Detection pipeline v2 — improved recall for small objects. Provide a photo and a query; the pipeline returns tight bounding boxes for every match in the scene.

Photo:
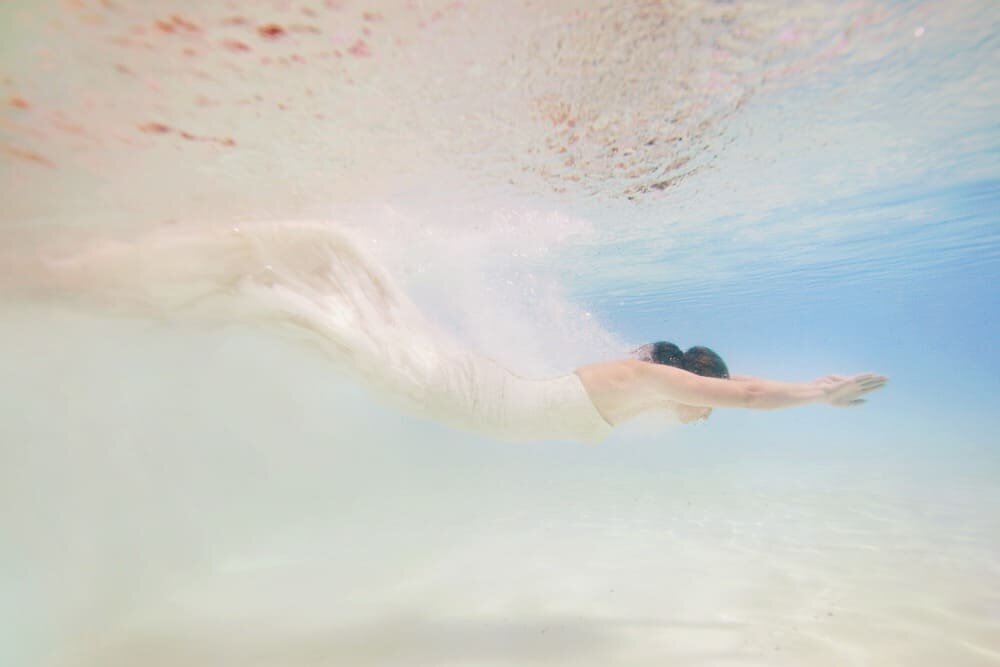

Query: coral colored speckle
[221,16,248,26]
[222,39,251,51]
[171,15,201,32]
[348,39,371,57]
[155,19,176,33]
[52,118,86,135]
[4,146,56,168]
[10,97,30,109]
[362,11,383,21]
[139,122,172,134]
[258,24,286,38]
[182,47,198,57]
[179,131,237,147]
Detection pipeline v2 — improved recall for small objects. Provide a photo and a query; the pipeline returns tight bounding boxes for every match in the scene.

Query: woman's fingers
[829,374,888,405]
[855,374,888,390]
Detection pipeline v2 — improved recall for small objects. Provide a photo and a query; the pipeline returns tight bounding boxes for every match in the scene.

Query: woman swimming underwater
[425,340,885,443]
[6,221,887,443]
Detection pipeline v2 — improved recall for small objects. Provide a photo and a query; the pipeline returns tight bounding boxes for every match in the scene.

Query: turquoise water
[1,0,999,665]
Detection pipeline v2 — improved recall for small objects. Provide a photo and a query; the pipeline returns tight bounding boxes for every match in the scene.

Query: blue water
[2,0,999,665]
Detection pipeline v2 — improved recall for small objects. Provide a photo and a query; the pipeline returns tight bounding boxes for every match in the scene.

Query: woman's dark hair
[682,345,729,379]
[635,341,729,379]
[634,341,683,367]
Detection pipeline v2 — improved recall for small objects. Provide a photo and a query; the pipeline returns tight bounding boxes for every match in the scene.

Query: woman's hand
[814,373,889,406]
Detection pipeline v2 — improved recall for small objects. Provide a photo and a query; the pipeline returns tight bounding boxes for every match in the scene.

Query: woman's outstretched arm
[644,364,888,409]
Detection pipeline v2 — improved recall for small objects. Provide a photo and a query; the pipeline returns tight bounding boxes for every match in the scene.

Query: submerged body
[5,221,887,443]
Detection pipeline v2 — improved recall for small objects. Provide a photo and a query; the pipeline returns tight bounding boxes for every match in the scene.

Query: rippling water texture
[1,1,998,666]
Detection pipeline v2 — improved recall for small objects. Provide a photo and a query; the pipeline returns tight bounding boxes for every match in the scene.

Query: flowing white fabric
[16,221,611,443]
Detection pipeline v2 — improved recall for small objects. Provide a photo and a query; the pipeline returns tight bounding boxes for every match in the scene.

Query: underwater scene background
[1,0,998,665]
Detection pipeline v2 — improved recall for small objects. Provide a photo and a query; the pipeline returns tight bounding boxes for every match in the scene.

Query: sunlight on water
[1,0,998,665]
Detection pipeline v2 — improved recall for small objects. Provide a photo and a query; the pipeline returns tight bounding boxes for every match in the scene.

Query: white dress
[28,221,615,443]
[425,353,614,443]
